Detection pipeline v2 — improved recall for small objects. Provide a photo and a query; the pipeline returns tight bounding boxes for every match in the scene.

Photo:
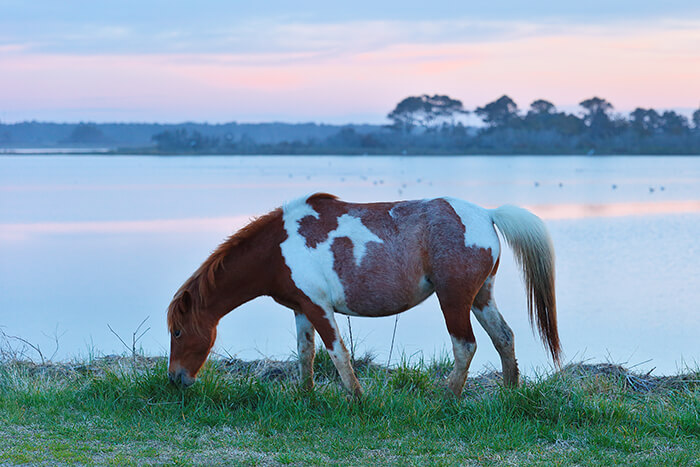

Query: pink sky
[1,20,699,123]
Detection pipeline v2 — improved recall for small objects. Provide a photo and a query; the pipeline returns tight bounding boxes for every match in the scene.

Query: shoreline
[3,353,698,394]
[3,149,700,157]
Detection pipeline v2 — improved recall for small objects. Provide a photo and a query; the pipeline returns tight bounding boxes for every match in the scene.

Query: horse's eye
[173,330,182,339]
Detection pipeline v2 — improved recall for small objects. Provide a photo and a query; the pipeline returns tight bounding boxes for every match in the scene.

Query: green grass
[0,353,698,466]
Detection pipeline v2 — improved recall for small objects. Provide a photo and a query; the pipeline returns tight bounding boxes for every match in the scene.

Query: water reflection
[1,216,249,240]
[529,200,700,220]
[3,200,699,239]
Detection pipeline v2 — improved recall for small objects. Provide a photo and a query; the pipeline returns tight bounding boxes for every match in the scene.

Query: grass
[0,351,698,466]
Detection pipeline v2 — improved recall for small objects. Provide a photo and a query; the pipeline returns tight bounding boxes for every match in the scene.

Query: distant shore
[3,117,700,155]
[3,148,700,157]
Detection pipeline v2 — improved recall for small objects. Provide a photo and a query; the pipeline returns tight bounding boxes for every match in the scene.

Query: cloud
[7,17,517,55]
[2,3,700,56]
[1,9,699,122]
[0,43,32,53]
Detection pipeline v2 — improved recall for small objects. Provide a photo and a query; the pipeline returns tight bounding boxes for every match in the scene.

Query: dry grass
[5,354,697,395]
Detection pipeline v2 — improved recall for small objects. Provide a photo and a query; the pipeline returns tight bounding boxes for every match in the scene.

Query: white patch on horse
[446,335,477,395]
[450,335,477,368]
[444,197,500,262]
[280,195,383,315]
[333,214,383,265]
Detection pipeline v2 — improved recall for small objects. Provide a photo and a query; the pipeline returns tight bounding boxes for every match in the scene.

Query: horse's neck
[209,232,280,320]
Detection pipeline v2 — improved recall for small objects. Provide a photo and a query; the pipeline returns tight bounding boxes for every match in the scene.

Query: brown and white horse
[167,193,560,397]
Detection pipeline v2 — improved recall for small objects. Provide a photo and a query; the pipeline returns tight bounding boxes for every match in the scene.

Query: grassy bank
[0,352,698,466]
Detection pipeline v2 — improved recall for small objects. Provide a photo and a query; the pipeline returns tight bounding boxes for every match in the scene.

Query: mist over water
[1,155,698,375]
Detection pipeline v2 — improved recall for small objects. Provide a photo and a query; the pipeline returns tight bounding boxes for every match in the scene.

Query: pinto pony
[167,193,560,396]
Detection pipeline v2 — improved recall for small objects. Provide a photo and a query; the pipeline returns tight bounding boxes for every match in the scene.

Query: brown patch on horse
[298,194,347,248]
[167,208,283,334]
[351,202,401,239]
[325,201,429,316]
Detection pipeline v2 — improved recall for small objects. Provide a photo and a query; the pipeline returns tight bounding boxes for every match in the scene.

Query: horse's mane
[167,207,283,333]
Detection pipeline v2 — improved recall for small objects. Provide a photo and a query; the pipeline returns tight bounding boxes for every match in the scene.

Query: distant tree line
[380,94,700,154]
[0,121,379,150]
[145,95,700,155]
[2,95,699,154]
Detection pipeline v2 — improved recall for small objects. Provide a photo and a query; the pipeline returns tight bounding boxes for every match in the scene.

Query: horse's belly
[335,274,435,318]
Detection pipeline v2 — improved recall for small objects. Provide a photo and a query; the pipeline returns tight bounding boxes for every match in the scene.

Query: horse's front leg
[298,300,363,398]
[294,311,316,390]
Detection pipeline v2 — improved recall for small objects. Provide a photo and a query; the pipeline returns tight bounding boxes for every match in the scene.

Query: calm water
[1,155,699,375]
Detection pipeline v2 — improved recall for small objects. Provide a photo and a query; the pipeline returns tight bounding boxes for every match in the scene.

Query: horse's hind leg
[472,275,519,386]
[294,312,316,390]
[434,284,478,397]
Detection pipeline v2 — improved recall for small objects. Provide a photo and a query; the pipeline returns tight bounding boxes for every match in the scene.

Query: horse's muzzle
[168,368,195,388]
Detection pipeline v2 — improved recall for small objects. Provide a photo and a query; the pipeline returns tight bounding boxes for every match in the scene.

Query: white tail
[490,205,560,364]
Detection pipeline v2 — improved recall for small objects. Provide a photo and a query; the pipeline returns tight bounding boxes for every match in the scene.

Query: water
[1,155,699,375]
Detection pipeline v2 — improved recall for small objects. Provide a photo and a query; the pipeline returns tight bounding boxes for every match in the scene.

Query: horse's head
[167,289,217,387]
